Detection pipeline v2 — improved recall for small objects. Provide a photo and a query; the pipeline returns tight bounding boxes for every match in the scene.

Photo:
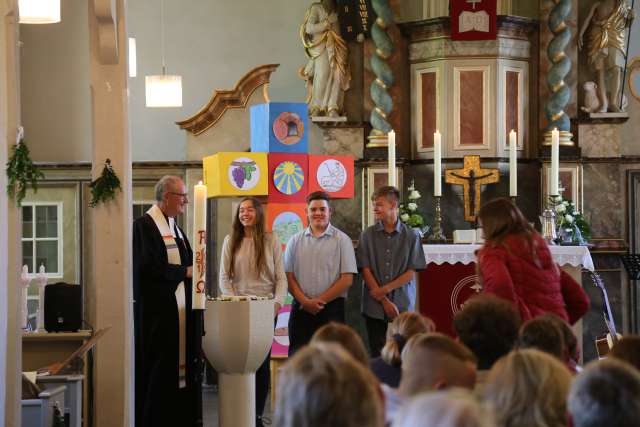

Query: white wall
[127,0,310,161]
[20,0,90,162]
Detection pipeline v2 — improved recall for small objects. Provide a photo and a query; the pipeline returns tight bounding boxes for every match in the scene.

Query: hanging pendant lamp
[19,0,61,24]
[145,0,182,107]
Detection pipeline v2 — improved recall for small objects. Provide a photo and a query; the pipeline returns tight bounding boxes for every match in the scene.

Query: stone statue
[581,81,628,113]
[300,0,351,118]
[578,0,634,112]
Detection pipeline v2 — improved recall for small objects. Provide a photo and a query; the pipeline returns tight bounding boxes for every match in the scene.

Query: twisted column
[544,0,573,145]
[368,0,395,145]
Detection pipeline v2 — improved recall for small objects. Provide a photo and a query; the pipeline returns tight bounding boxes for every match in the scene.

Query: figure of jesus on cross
[445,155,499,223]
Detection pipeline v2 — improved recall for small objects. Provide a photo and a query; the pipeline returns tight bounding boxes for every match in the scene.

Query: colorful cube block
[266,203,308,251]
[202,152,268,197]
[268,153,309,203]
[250,102,309,154]
[308,155,354,199]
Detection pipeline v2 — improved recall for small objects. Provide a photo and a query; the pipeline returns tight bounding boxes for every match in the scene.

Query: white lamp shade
[19,0,60,24]
[145,75,182,107]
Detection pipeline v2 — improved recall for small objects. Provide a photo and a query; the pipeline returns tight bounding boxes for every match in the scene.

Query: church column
[88,0,133,425]
[0,1,23,425]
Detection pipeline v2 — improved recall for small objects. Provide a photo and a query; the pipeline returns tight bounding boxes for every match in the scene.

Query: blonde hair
[394,389,494,427]
[381,312,435,366]
[274,342,383,427]
[483,349,572,427]
[311,322,369,366]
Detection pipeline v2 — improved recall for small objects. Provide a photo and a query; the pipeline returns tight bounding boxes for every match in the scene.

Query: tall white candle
[550,128,559,196]
[20,265,31,330]
[388,130,396,187]
[35,264,47,331]
[192,181,207,310]
[434,130,442,197]
[509,130,517,197]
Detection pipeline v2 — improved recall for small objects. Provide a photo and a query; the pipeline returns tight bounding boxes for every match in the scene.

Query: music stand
[621,254,640,332]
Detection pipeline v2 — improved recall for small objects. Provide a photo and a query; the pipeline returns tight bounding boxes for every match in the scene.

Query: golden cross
[445,155,499,222]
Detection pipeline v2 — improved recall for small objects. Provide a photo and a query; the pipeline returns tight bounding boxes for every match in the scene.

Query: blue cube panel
[250,102,308,154]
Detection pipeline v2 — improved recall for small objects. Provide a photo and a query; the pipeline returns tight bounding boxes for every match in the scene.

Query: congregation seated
[370,312,435,388]
[274,342,383,427]
[517,316,565,361]
[568,358,640,427]
[482,349,572,427]
[310,322,369,366]
[453,294,520,393]
[537,313,581,372]
[384,333,477,424]
[393,389,493,427]
[609,335,640,371]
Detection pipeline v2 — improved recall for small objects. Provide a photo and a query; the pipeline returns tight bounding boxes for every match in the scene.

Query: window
[133,201,154,221]
[21,203,63,277]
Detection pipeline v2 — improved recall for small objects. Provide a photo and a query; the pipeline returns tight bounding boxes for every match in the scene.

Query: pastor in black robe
[133,212,202,427]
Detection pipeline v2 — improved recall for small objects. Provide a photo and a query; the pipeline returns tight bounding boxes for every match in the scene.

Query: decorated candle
[192,181,207,310]
[434,130,442,197]
[388,130,396,187]
[550,128,559,196]
[509,130,517,197]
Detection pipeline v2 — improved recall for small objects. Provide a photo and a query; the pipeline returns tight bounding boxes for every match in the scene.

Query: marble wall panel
[459,71,485,146]
[578,124,621,157]
[409,37,531,62]
[308,125,365,158]
[582,163,624,238]
[421,72,437,149]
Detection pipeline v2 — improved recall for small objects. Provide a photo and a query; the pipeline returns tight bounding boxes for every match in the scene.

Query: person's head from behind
[228,197,267,279]
[610,335,640,371]
[274,342,383,427]
[538,313,579,364]
[311,322,369,366]
[453,294,521,370]
[399,333,477,397]
[371,186,400,223]
[483,349,572,427]
[306,191,331,231]
[381,312,435,367]
[568,358,640,427]
[477,197,533,245]
[155,175,188,217]
[394,389,494,427]
[517,316,565,361]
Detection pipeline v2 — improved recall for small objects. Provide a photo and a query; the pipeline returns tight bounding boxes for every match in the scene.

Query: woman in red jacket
[476,198,589,324]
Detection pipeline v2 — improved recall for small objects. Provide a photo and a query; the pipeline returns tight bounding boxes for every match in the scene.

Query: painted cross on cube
[467,0,482,9]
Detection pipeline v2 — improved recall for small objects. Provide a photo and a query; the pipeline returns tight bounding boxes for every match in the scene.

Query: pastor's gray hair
[154,175,182,203]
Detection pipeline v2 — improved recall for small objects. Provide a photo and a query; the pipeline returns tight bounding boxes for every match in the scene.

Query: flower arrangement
[550,195,591,244]
[399,180,426,230]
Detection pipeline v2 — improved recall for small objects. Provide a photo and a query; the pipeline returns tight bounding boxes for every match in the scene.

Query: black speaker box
[44,282,82,332]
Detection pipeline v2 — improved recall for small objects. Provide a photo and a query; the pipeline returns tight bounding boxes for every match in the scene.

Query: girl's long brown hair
[478,197,536,254]
[227,197,267,279]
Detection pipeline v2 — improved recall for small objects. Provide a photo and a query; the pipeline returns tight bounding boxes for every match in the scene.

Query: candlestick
[434,130,442,197]
[20,265,31,330]
[192,181,207,310]
[509,130,517,197]
[35,264,47,331]
[388,130,396,187]
[427,196,447,243]
[550,128,559,196]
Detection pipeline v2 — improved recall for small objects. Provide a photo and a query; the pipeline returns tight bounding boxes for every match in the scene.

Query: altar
[418,244,594,337]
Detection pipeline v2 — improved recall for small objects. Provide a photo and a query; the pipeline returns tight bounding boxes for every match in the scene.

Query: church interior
[1,0,640,426]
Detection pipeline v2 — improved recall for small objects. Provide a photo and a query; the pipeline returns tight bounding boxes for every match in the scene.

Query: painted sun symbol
[274,161,304,195]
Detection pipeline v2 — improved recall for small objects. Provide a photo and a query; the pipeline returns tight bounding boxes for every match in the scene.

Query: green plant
[399,180,425,228]
[6,139,44,207]
[550,195,591,243]
[89,159,122,208]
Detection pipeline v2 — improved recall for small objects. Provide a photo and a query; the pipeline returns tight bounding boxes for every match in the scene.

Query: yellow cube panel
[202,152,268,197]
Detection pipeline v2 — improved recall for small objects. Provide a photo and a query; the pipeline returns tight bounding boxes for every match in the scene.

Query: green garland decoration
[6,139,44,207]
[89,158,122,208]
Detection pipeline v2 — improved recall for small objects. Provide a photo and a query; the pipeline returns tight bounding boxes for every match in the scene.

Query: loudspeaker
[44,283,82,332]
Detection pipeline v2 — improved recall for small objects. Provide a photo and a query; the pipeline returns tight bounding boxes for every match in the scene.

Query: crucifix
[467,0,482,10]
[445,155,499,223]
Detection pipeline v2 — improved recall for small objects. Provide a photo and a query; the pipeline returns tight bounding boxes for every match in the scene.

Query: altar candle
[20,265,30,330]
[388,130,396,187]
[35,264,47,331]
[509,130,517,197]
[434,130,442,197]
[550,128,559,196]
[192,181,207,310]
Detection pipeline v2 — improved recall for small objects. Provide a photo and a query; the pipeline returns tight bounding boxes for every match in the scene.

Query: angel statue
[579,0,634,112]
[300,0,351,118]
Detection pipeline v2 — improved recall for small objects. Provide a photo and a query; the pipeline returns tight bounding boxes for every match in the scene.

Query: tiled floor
[202,386,273,426]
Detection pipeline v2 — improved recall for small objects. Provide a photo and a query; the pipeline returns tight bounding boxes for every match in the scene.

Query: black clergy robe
[133,213,202,427]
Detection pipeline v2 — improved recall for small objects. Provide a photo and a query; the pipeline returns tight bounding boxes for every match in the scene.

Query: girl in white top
[218,196,286,427]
